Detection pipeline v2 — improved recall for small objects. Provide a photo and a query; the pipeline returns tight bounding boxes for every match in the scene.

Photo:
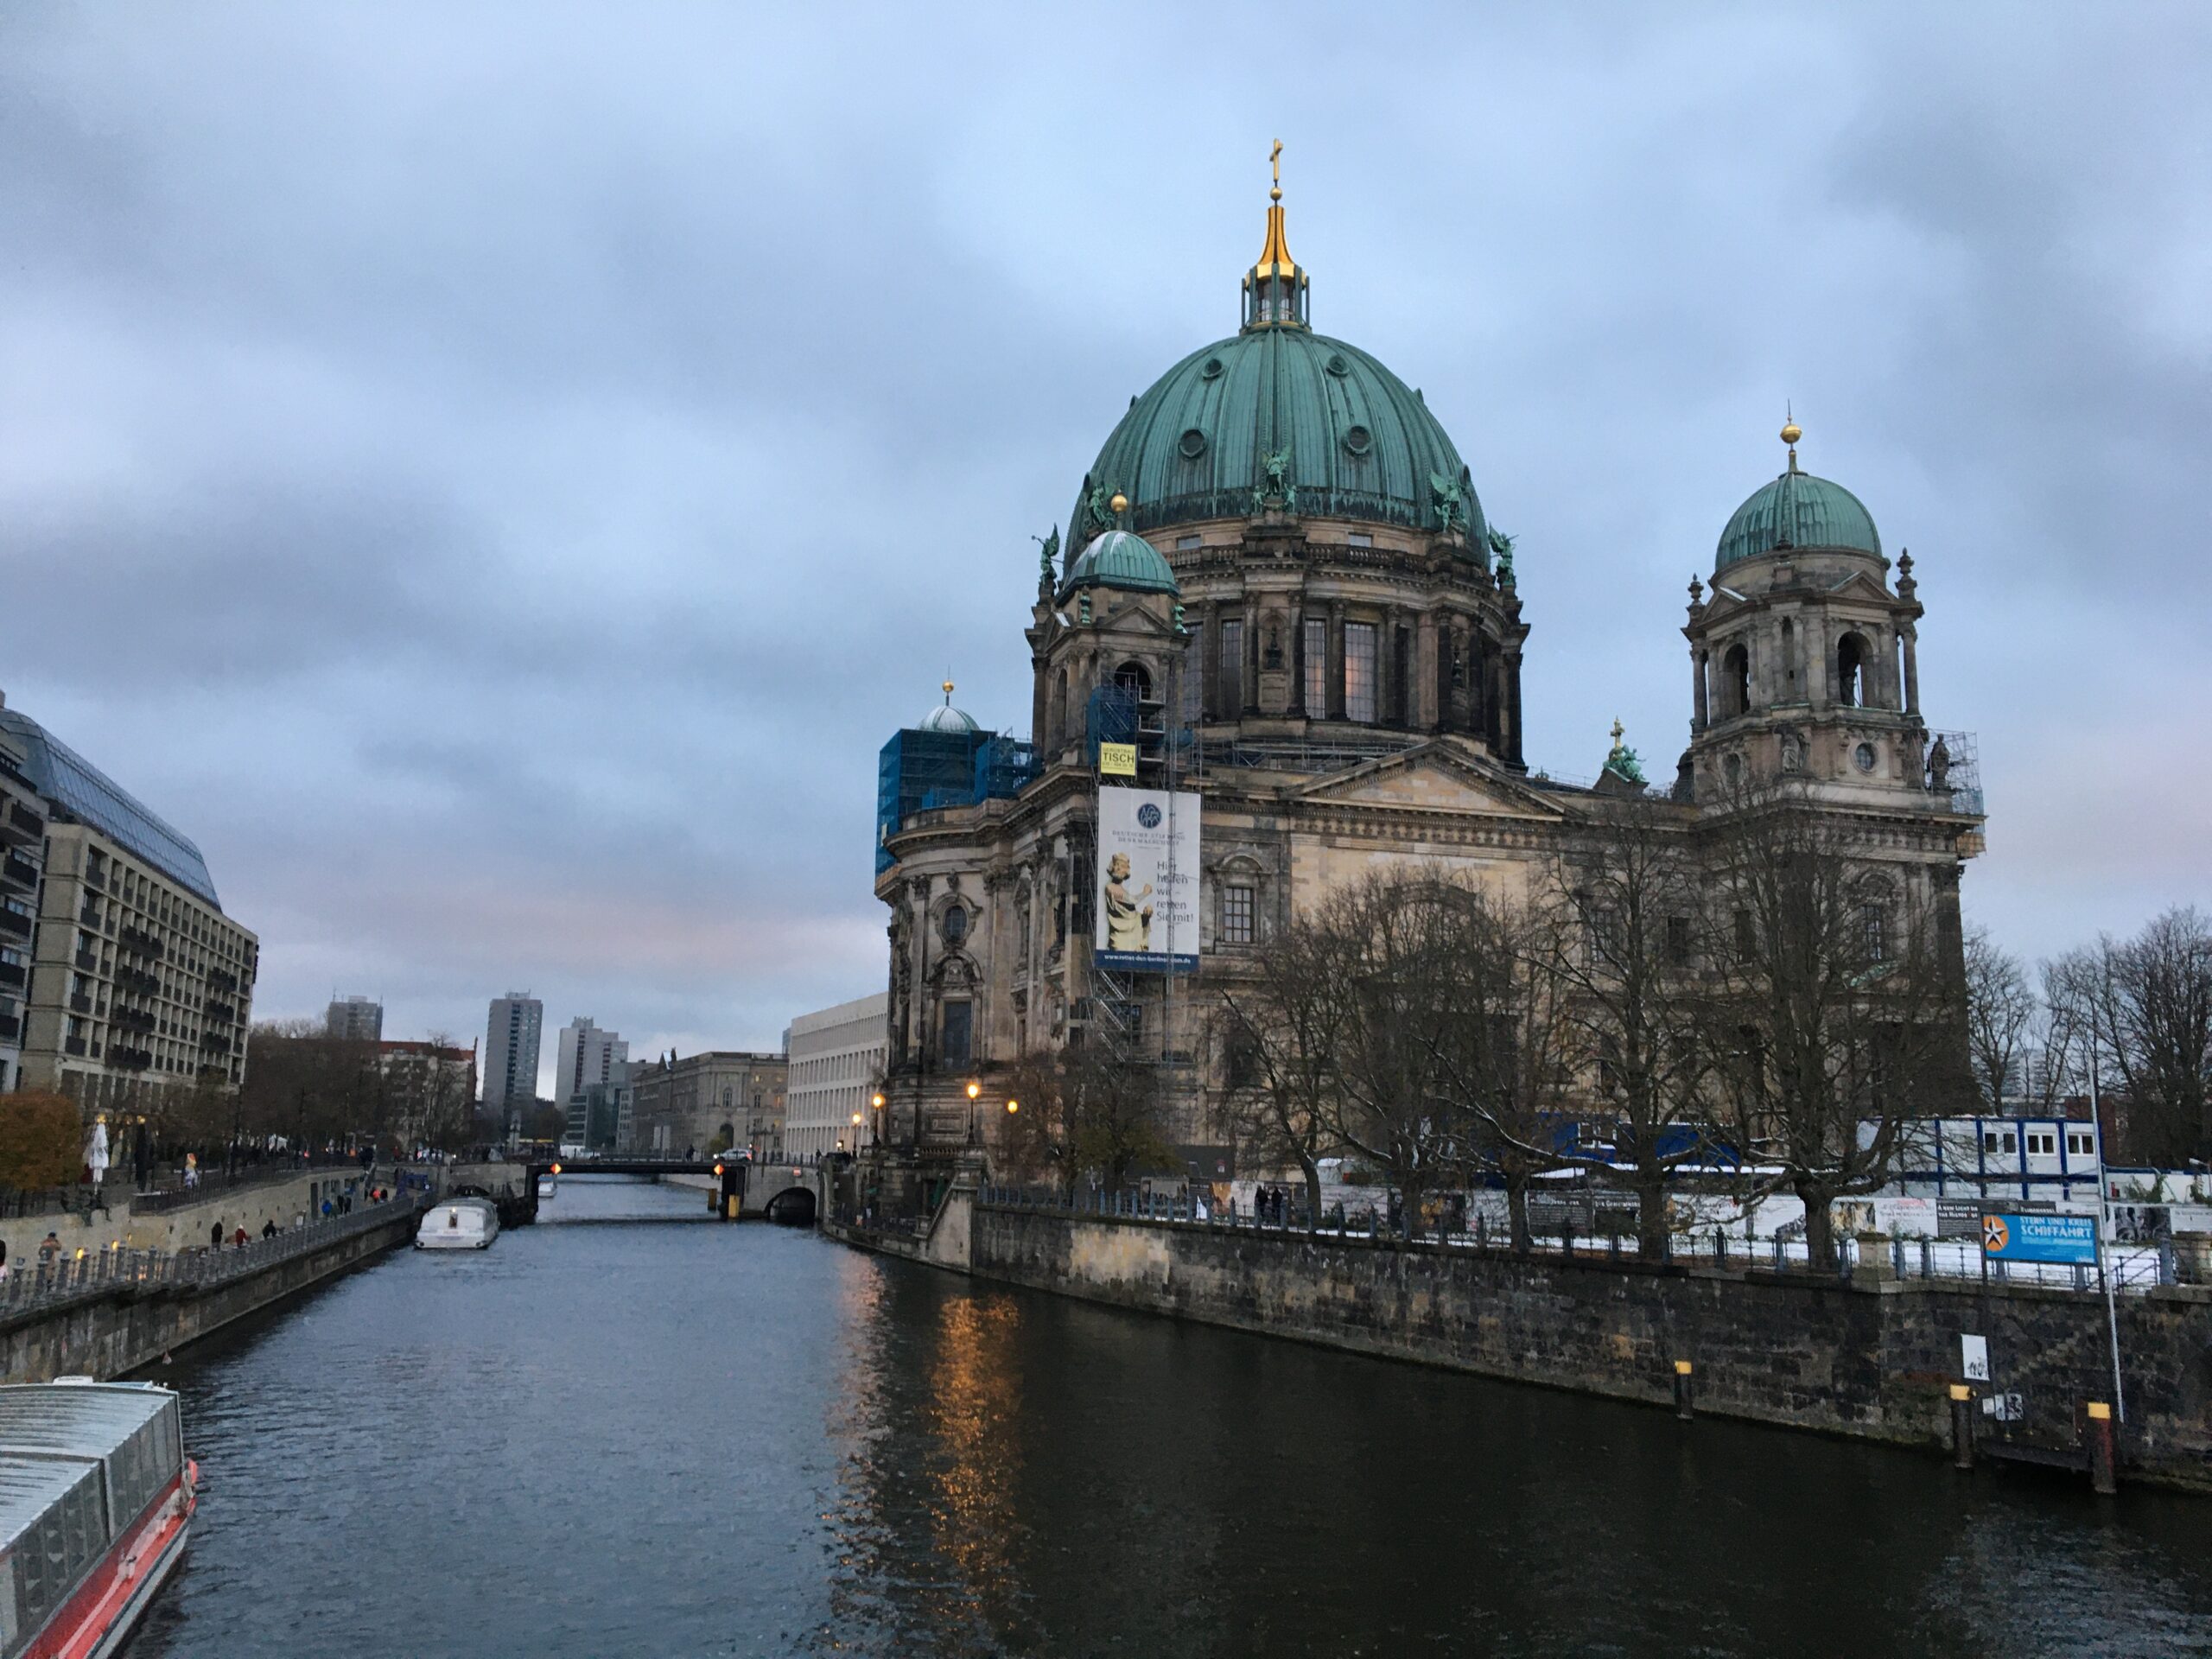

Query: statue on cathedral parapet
[1084,484,1117,538]
[1601,718,1648,787]
[1034,524,1060,585]
[1427,469,1465,536]
[1488,525,1516,583]
[1926,733,1951,792]
[1254,450,1296,515]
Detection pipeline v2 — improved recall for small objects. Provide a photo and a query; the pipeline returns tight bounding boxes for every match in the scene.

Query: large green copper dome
[1716,441,1881,569]
[1074,327,1485,546]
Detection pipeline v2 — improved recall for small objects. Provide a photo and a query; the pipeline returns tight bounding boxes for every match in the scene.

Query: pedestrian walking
[232,1225,248,1248]
[321,1198,334,1219]
[209,1221,223,1250]
[261,1218,277,1239]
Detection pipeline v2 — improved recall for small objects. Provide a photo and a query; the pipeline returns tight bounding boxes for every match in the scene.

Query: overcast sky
[2,3,2206,1091]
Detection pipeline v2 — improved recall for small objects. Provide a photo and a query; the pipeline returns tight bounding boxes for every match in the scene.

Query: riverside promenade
[0,1187,430,1382]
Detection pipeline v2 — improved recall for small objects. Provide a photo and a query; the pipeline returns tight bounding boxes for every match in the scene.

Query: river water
[131,1176,2212,1658]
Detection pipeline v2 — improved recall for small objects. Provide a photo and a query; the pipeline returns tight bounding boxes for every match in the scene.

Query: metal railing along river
[977,1185,2183,1295]
[0,1192,430,1322]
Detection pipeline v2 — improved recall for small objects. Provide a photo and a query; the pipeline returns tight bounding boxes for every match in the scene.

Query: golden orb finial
[942,677,955,702]
[1780,404,1802,472]
[1780,419,1802,447]
[1109,490,1128,515]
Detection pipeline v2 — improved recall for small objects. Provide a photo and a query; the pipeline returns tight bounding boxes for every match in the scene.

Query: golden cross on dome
[1610,718,1625,747]
[1270,138,1283,201]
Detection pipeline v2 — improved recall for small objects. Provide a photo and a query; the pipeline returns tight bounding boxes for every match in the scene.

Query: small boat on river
[0,1379,195,1658]
[416,1196,499,1250]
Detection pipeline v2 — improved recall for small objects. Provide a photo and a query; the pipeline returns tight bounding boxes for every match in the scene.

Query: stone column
[1503,649,1525,766]
[1692,646,1709,733]
[1287,596,1306,715]
[1902,628,1921,716]
[1416,610,1440,731]
[1201,601,1220,721]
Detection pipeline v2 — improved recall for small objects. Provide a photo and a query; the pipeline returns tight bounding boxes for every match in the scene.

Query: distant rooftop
[0,708,224,909]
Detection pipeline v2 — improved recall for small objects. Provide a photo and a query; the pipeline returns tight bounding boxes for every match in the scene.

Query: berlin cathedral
[870,156,1985,1171]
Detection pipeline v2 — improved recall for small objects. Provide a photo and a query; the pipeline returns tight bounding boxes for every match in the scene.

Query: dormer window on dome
[1242,140,1308,332]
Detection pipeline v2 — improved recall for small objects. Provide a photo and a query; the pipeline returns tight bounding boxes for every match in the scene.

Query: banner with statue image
[1095,786,1200,975]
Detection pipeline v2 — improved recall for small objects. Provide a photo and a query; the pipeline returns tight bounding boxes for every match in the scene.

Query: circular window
[1325,353,1350,377]
[1200,356,1224,380]
[1343,424,1373,457]
[1854,741,1878,773]
[941,907,968,945]
[1178,427,1207,460]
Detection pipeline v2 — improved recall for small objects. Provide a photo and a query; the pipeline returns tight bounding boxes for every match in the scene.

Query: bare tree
[1964,926,2038,1108]
[1302,872,1465,1236]
[2062,906,2212,1164]
[1420,892,1577,1253]
[1210,910,1351,1226]
[1702,798,1965,1270]
[995,1046,1177,1197]
[1533,806,1715,1257]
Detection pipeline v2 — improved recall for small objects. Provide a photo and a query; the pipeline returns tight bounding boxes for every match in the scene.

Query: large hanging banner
[1095,786,1201,975]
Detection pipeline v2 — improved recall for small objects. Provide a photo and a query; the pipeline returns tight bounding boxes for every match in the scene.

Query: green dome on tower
[1059,529,1179,601]
[1715,420,1881,569]
[1071,156,1485,550]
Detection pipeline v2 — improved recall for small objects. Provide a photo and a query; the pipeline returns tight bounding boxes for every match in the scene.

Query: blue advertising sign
[1980,1212,2099,1265]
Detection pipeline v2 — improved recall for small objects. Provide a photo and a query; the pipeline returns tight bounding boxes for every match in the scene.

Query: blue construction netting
[974,735,1039,802]
[876,727,991,874]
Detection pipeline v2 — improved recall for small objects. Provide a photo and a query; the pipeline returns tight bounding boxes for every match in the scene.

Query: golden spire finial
[942,676,955,703]
[1270,138,1283,202]
[1780,402,1802,471]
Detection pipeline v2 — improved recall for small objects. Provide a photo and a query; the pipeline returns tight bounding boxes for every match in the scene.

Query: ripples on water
[129,1176,2212,1657]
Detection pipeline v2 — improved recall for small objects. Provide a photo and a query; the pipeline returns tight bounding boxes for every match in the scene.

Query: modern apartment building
[0,702,257,1109]
[554,1016,628,1109]
[626,1050,785,1160]
[0,719,51,1094]
[326,995,384,1042]
[482,993,543,1122]
[785,992,888,1161]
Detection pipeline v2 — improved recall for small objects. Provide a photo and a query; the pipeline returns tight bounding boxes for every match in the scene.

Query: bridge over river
[449,1158,824,1224]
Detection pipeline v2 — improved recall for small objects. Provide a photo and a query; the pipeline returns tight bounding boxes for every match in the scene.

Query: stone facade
[626,1051,786,1160]
[956,1204,2212,1490]
[785,992,888,1162]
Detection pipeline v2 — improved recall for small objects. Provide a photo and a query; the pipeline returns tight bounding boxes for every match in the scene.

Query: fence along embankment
[0,1195,427,1382]
[944,1195,2212,1491]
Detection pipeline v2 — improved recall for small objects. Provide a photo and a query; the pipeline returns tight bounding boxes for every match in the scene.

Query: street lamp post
[966,1079,981,1146]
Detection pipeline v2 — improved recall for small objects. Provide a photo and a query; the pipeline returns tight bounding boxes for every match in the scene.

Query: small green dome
[1060,529,1179,601]
[1717,467,1881,569]
[1074,328,1485,547]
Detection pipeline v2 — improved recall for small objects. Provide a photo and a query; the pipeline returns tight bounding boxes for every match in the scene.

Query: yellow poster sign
[1098,742,1138,777]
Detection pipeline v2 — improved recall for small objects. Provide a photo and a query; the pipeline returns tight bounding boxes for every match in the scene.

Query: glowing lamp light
[1006,1099,1020,1114]
[550,1163,563,1176]
[871,1092,885,1109]
[713,1163,725,1177]
[966,1081,982,1101]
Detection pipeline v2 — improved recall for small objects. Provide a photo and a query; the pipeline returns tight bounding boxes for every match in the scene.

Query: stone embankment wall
[0,1167,379,1268]
[0,1202,421,1383]
[952,1205,2212,1491]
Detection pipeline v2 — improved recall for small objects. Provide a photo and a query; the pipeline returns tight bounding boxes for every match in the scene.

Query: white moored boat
[416,1196,499,1250]
[0,1380,195,1659]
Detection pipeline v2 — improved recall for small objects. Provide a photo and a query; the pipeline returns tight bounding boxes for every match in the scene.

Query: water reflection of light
[819,1267,1034,1655]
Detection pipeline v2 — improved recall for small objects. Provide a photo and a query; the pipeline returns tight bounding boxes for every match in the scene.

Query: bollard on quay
[2086,1402,2118,1496]
[1674,1358,1694,1421]
[1949,1384,1975,1471]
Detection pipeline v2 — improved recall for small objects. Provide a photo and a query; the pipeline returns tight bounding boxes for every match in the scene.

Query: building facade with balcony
[483,991,543,1128]
[0,711,50,1093]
[0,703,257,1111]
[785,991,889,1162]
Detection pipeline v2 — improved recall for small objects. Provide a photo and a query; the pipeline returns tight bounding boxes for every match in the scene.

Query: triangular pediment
[1291,741,1567,821]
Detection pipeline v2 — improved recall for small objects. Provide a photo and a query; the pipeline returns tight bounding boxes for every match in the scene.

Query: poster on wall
[1094,785,1201,975]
